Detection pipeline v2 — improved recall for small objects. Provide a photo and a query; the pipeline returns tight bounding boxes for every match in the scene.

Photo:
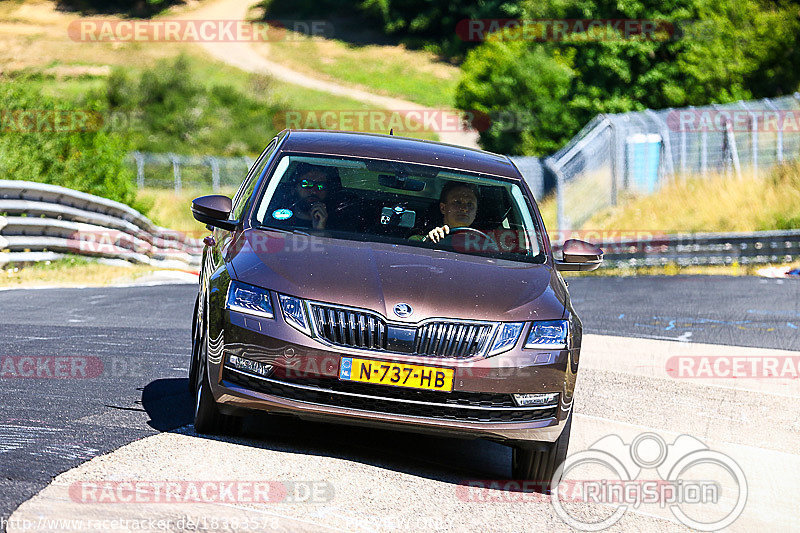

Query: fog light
[227,354,274,378]
[512,392,559,407]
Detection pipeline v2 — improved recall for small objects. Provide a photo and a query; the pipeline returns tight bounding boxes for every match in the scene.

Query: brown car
[189,130,602,487]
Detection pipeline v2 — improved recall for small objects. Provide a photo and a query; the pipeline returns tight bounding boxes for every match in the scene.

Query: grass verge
[136,187,236,234]
[585,164,800,233]
[0,256,165,288]
[253,33,459,109]
[538,162,800,235]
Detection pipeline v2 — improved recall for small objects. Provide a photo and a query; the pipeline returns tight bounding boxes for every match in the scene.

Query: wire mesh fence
[128,152,254,192]
[545,93,800,232]
[128,151,551,200]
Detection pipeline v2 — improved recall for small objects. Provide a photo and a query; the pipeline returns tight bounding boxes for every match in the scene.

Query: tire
[193,320,241,435]
[188,296,201,394]
[511,413,573,491]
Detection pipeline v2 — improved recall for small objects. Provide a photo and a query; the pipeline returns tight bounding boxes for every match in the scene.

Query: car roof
[278,130,522,180]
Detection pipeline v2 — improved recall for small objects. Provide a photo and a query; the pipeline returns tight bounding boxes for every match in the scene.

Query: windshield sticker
[272,209,293,220]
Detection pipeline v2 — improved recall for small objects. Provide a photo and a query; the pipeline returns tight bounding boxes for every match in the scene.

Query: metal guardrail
[582,229,800,268]
[3,181,796,271]
[0,181,202,268]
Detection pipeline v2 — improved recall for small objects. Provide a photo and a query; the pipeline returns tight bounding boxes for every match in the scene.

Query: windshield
[253,154,544,263]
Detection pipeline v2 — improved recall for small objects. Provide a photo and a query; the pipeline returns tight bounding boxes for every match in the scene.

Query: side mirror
[555,239,603,272]
[191,195,237,231]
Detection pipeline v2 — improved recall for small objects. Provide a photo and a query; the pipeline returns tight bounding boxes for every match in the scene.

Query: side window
[230,140,277,221]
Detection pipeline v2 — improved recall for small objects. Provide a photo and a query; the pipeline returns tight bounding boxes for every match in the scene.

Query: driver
[422,181,480,243]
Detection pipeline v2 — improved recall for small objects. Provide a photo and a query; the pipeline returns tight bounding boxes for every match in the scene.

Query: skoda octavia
[189,130,601,486]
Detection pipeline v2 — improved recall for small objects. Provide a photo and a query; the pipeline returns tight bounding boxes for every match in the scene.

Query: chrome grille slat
[328,309,338,342]
[367,317,375,349]
[336,310,347,344]
[357,315,366,347]
[462,326,478,355]
[376,319,384,348]
[454,324,468,355]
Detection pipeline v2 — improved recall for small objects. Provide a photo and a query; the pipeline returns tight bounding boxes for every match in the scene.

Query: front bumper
[207,309,577,444]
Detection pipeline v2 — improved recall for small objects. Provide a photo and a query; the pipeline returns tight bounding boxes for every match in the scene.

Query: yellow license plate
[339,357,454,391]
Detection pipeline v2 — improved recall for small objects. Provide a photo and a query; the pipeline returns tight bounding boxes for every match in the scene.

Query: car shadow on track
[141,378,514,488]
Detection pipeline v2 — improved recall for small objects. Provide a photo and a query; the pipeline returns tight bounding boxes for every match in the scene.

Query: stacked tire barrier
[0,180,202,269]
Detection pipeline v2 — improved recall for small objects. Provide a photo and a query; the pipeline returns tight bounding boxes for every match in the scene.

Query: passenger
[290,163,340,230]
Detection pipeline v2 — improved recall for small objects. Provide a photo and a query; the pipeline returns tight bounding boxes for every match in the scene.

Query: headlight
[279,294,310,334]
[226,280,274,319]
[487,322,524,356]
[525,320,568,349]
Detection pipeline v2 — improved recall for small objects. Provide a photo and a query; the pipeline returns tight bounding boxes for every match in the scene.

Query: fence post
[725,121,742,179]
[170,154,181,194]
[764,98,783,163]
[210,157,220,192]
[700,130,708,176]
[544,158,568,235]
[134,151,145,188]
[740,100,758,179]
[608,115,619,206]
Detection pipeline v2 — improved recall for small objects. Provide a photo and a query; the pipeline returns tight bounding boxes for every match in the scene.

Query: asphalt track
[0,276,798,530]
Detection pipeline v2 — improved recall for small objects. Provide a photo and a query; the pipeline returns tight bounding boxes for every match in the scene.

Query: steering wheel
[422,226,492,242]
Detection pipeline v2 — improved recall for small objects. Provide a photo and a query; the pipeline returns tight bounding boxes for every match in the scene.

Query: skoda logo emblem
[393,303,413,318]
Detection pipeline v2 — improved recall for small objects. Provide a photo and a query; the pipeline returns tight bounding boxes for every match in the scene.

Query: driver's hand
[310,202,328,229]
[427,225,450,243]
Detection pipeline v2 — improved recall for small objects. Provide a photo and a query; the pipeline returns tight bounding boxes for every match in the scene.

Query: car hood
[229,229,566,323]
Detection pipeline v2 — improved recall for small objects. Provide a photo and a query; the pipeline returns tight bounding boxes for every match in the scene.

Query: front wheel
[193,325,241,435]
[511,414,573,491]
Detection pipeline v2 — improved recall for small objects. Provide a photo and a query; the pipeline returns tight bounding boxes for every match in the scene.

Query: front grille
[310,304,388,349]
[414,322,493,358]
[223,369,556,423]
[309,302,494,359]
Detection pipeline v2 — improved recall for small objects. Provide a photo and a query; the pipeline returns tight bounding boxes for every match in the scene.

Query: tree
[455,0,800,154]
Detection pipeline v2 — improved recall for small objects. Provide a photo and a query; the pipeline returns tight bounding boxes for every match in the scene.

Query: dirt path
[179,0,480,149]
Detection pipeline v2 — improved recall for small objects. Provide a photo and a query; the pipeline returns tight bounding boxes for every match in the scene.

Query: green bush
[0,80,140,210]
[92,55,285,156]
